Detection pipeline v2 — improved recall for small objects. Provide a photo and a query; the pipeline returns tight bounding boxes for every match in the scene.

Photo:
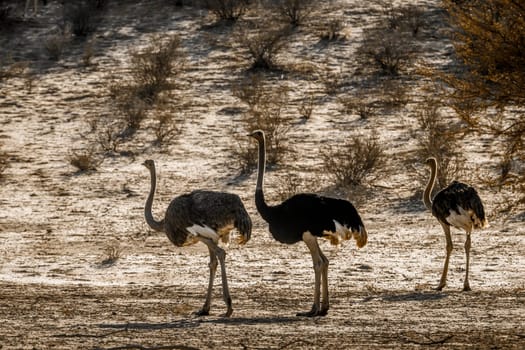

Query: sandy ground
[0,1,524,349]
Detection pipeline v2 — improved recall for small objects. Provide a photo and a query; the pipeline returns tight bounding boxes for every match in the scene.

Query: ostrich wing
[432,181,486,228]
[187,190,252,243]
[268,193,364,244]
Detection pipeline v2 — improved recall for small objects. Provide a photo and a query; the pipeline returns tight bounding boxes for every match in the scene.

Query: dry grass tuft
[44,28,71,61]
[99,244,121,267]
[322,135,385,188]
[68,147,102,173]
[0,60,28,85]
[317,17,347,42]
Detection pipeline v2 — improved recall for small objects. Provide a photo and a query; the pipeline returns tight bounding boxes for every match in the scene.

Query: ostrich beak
[248,130,262,139]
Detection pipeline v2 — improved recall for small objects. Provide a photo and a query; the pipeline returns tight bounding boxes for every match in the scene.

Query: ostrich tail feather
[353,225,368,248]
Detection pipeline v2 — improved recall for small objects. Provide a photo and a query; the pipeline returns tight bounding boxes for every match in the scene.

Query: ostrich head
[143,159,155,170]
[248,130,265,142]
[425,157,437,167]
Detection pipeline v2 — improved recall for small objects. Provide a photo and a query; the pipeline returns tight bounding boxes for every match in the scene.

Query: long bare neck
[256,135,266,191]
[423,159,437,211]
[255,134,271,218]
[145,165,165,232]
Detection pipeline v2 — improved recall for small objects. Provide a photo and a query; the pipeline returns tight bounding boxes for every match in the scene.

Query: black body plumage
[164,190,252,247]
[431,181,486,228]
[256,190,364,244]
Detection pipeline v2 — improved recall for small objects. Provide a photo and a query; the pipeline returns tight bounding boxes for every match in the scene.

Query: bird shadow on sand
[98,318,200,331]
[97,315,300,331]
[361,290,449,303]
[380,291,448,303]
[200,315,302,325]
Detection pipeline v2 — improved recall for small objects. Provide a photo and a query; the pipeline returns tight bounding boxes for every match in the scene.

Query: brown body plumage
[143,159,251,317]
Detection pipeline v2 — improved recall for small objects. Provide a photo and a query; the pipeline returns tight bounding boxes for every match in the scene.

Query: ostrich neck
[256,136,266,191]
[145,165,165,232]
[255,136,271,218]
[423,160,437,211]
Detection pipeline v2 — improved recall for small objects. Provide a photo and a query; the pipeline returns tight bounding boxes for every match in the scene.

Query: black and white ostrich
[248,130,367,317]
[423,157,488,291]
[142,159,252,317]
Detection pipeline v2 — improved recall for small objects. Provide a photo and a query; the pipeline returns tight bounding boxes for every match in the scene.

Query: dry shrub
[414,99,464,188]
[96,122,124,154]
[380,78,409,109]
[203,0,250,22]
[339,78,407,117]
[298,92,315,120]
[496,120,525,194]
[99,244,121,267]
[274,173,302,201]
[360,28,413,76]
[397,4,425,37]
[357,3,421,76]
[44,28,71,61]
[231,73,265,107]
[237,22,290,70]
[115,93,148,131]
[382,2,425,37]
[106,34,184,136]
[129,34,184,103]
[267,0,314,27]
[232,75,293,171]
[231,136,257,174]
[322,135,385,188]
[152,96,183,147]
[338,94,375,120]
[318,65,347,95]
[318,18,347,42]
[68,147,102,172]
[82,38,96,66]
[436,0,525,208]
[64,0,107,37]
[0,60,28,83]
[250,95,292,165]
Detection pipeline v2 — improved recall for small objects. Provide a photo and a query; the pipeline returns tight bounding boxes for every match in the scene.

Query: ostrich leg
[194,242,218,316]
[319,250,329,316]
[199,237,232,317]
[298,232,326,317]
[463,232,472,291]
[437,223,453,291]
[215,244,232,317]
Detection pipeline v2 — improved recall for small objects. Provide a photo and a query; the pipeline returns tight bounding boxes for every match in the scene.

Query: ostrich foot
[220,307,233,318]
[435,283,445,291]
[296,304,324,317]
[319,307,329,316]
[463,284,471,292]
[193,308,210,317]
